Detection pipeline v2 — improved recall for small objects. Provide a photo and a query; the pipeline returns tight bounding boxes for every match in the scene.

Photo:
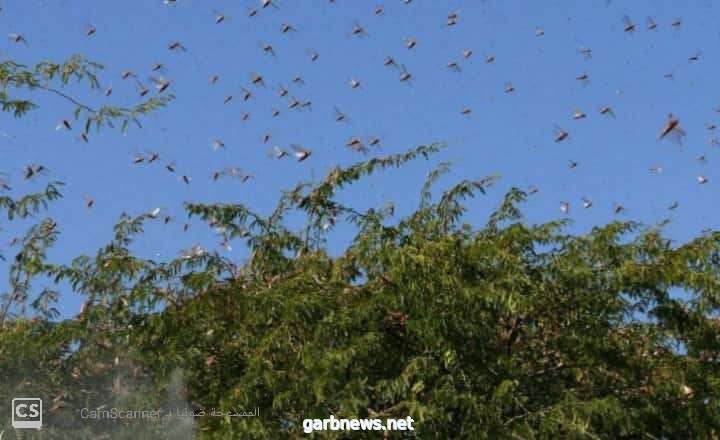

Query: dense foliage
[2,143,720,438]
[2,51,720,440]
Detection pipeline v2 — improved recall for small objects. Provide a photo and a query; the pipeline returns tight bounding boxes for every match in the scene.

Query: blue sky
[1,0,718,319]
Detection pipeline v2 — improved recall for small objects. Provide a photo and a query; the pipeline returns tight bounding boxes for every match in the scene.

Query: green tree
[0,52,172,438]
[1,55,172,132]
[2,142,720,438]
[0,51,174,322]
[2,49,720,440]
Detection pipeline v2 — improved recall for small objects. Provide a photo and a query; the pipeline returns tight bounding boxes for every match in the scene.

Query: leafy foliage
[0,55,173,133]
[1,146,720,438]
[1,41,720,439]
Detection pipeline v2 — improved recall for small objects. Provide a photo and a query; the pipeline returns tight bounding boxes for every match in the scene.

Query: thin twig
[35,84,97,113]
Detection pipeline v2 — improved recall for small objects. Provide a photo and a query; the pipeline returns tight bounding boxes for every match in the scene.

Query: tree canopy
[2,140,720,438]
[1,20,720,440]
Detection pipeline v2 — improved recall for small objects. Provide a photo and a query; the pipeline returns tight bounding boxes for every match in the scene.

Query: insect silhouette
[261,43,276,57]
[646,17,658,30]
[251,73,266,87]
[622,15,636,33]
[446,61,461,72]
[8,33,27,44]
[348,23,367,40]
[347,137,367,154]
[136,81,149,97]
[0,174,11,192]
[658,113,685,143]
[291,145,312,162]
[168,41,186,51]
[269,146,289,159]
[56,119,72,131]
[84,196,95,210]
[280,23,297,34]
[23,164,47,180]
[334,107,349,123]
[288,96,302,109]
[212,139,225,151]
[151,77,171,93]
[446,11,459,27]
[599,106,615,118]
[399,65,412,82]
[554,125,569,142]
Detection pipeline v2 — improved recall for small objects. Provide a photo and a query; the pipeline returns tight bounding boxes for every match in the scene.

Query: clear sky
[1,0,718,319]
